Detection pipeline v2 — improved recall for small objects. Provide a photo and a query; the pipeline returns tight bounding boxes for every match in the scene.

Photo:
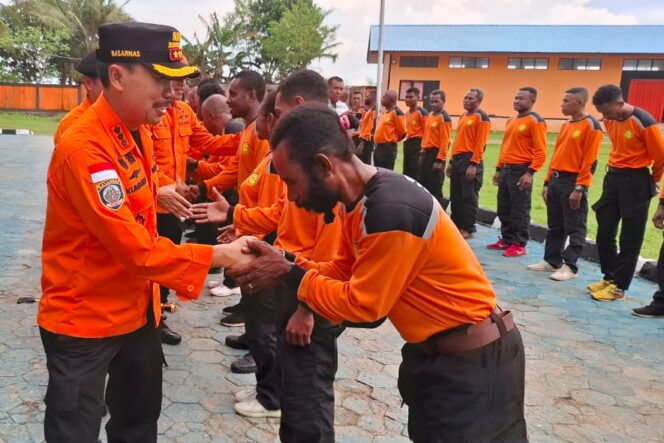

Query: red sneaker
[486,238,510,250]
[503,244,527,257]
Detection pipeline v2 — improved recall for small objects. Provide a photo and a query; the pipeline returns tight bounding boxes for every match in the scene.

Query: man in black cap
[38,22,249,443]
[54,51,103,144]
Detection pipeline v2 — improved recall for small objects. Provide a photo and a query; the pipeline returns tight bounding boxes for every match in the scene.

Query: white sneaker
[234,399,281,418]
[527,261,558,272]
[208,279,224,289]
[210,285,241,297]
[234,387,256,402]
[550,264,578,281]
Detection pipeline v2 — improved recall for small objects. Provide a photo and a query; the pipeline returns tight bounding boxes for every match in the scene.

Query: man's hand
[492,171,500,186]
[568,190,583,210]
[517,172,533,191]
[190,188,229,224]
[186,157,199,173]
[465,164,477,182]
[433,160,444,172]
[542,186,548,203]
[157,183,192,219]
[217,224,238,244]
[285,304,315,346]
[225,238,292,294]
[445,163,453,178]
[653,205,664,229]
[356,141,364,155]
[211,236,256,268]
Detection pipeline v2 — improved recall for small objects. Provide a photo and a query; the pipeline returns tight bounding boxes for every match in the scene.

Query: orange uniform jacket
[421,111,452,162]
[54,96,93,145]
[290,170,496,343]
[151,100,238,187]
[359,109,376,141]
[451,110,491,165]
[374,108,406,144]
[204,121,270,194]
[545,115,603,188]
[497,112,548,172]
[406,108,427,139]
[39,95,213,338]
[604,108,664,182]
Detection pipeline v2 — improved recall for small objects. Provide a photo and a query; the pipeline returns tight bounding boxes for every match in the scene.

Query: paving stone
[358,371,396,389]
[571,389,617,407]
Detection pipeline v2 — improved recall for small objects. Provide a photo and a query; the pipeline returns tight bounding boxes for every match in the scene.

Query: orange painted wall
[0,85,38,110]
[0,83,83,111]
[385,51,655,125]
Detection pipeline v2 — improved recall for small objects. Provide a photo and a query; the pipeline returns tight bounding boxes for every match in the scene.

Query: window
[448,56,489,69]
[508,58,549,70]
[559,58,602,71]
[623,59,664,71]
[399,56,439,68]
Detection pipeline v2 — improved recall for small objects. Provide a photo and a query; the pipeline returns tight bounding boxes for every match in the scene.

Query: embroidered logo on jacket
[97,179,124,210]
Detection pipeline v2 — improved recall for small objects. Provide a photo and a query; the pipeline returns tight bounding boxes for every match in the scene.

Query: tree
[262,0,339,80]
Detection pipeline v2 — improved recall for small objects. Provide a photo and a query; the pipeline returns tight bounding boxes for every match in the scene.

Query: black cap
[97,22,199,80]
[75,51,98,77]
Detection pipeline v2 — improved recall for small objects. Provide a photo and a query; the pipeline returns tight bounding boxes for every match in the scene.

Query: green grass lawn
[0,111,64,136]
[396,131,663,259]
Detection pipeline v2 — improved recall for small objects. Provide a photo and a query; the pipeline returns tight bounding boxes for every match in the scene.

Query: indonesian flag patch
[88,162,124,210]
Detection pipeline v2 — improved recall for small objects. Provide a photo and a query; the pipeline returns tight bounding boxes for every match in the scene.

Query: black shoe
[231,353,256,374]
[222,303,242,314]
[208,267,222,274]
[225,334,249,350]
[159,320,182,345]
[220,311,245,327]
[632,304,664,318]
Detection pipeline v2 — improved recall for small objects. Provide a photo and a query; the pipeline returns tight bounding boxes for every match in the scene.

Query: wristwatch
[574,185,586,192]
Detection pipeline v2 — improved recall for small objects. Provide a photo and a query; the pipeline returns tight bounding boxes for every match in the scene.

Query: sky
[118,0,664,84]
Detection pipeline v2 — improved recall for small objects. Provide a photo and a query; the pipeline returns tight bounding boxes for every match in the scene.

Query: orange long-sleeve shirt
[54,96,93,145]
[359,109,375,141]
[451,110,491,164]
[406,107,428,139]
[39,95,213,338]
[497,112,548,172]
[605,108,664,182]
[421,111,452,162]
[545,115,603,188]
[291,170,496,343]
[204,121,270,194]
[374,108,406,144]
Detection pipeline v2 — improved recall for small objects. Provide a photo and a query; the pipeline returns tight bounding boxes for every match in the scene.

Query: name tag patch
[97,179,125,211]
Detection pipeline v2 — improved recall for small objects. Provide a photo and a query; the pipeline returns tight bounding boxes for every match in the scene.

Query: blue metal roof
[367,25,664,56]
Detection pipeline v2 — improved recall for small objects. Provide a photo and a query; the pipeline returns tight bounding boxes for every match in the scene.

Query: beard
[297,170,339,223]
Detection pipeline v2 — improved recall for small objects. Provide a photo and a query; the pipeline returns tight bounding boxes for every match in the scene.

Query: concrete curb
[0,129,34,135]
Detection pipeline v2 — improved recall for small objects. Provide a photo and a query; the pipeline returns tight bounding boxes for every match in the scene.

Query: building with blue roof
[366,25,664,124]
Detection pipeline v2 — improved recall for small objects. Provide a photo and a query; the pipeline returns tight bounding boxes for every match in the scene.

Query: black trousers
[358,138,374,165]
[240,287,280,410]
[374,142,397,170]
[277,287,340,443]
[403,137,422,179]
[418,147,445,207]
[40,314,162,443]
[194,189,237,246]
[157,213,182,302]
[593,168,655,290]
[497,164,532,246]
[450,152,483,233]
[398,326,527,443]
[650,232,664,309]
[544,172,588,273]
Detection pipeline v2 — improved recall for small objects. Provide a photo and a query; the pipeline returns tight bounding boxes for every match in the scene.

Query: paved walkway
[0,136,663,442]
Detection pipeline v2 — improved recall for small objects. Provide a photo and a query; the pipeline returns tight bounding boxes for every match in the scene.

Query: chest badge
[241,142,250,154]
[624,130,634,140]
[247,172,260,186]
[572,129,582,139]
[518,124,527,132]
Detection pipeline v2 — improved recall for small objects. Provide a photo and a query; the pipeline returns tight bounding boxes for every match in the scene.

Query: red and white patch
[88,162,119,183]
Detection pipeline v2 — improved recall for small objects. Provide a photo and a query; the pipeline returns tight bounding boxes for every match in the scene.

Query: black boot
[159,316,182,345]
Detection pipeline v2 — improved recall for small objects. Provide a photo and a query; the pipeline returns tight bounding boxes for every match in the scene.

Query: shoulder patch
[96,179,125,211]
[632,108,657,129]
[88,162,119,183]
[529,112,545,123]
[478,110,491,122]
[394,107,405,116]
[418,107,429,116]
[586,115,602,131]
[442,111,452,123]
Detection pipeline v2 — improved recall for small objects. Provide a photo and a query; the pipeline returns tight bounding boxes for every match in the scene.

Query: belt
[501,163,530,170]
[550,170,577,178]
[606,166,649,174]
[419,310,515,356]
